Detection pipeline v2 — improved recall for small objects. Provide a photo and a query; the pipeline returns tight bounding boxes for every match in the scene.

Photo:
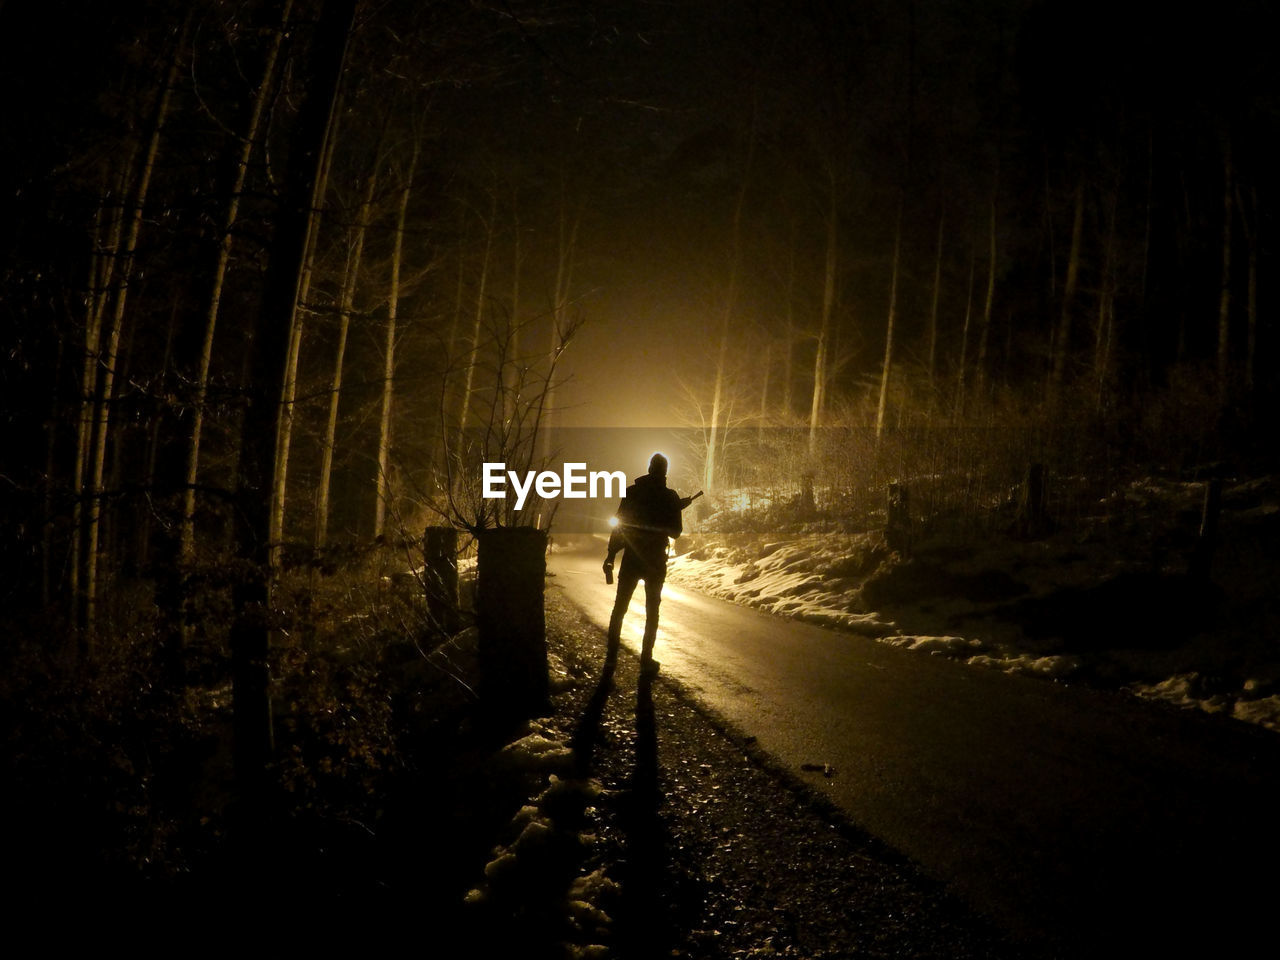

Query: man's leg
[639,571,665,667]
[606,568,640,664]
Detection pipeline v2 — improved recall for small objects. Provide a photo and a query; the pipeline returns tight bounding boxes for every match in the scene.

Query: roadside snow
[664,474,1280,736]
[465,716,616,956]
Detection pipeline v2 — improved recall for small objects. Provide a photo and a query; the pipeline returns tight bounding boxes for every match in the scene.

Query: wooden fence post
[1016,462,1047,538]
[886,481,912,555]
[1189,478,1222,581]
[423,526,459,635]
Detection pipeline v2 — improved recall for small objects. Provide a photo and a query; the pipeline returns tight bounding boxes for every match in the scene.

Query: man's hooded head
[648,452,668,477]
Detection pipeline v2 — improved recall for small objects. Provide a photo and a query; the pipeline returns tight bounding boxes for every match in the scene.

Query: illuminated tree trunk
[84,18,186,637]
[707,110,757,494]
[954,246,976,420]
[875,198,904,444]
[182,0,291,565]
[316,165,378,551]
[782,221,797,419]
[927,211,944,399]
[71,166,130,621]
[231,0,355,803]
[458,191,496,446]
[539,182,581,465]
[269,84,342,568]
[505,183,523,426]
[375,145,417,538]
[976,193,997,406]
[809,173,838,453]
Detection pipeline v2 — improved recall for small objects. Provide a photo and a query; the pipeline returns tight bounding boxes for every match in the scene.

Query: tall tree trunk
[927,211,944,401]
[71,169,130,620]
[1050,180,1082,408]
[976,193,997,408]
[269,83,343,565]
[138,299,179,570]
[231,0,355,807]
[315,164,378,551]
[375,145,418,538]
[1095,176,1120,413]
[540,183,581,465]
[782,219,797,420]
[1237,182,1258,395]
[706,116,757,494]
[758,340,772,441]
[506,182,523,426]
[809,172,838,453]
[1217,143,1233,409]
[42,333,66,609]
[875,197,904,444]
[84,17,187,637]
[182,0,291,565]
[458,191,496,446]
[954,245,976,420]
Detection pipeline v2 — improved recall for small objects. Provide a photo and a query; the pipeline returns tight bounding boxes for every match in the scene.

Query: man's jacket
[607,473,682,569]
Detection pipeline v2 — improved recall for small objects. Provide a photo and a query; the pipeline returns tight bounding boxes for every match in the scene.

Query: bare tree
[375,142,419,537]
[315,161,379,551]
[706,111,758,494]
[875,197,905,444]
[809,170,839,452]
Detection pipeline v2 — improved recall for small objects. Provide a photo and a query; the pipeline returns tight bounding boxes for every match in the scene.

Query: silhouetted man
[603,453,686,677]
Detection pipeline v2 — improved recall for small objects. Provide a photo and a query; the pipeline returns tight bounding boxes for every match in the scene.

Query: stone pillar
[477,526,549,719]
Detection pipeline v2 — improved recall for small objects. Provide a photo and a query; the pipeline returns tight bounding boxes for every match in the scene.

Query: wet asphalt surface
[547,541,1280,956]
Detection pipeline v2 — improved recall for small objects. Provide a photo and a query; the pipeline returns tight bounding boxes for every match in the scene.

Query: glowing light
[608,516,619,528]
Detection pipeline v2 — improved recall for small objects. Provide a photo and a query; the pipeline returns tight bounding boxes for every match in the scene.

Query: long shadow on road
[571,662,698,959]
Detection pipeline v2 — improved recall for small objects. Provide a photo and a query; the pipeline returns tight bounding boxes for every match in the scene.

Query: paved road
[549,537,1280,954]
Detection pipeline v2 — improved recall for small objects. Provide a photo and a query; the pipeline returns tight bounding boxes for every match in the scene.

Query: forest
[2,0,1278,906]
